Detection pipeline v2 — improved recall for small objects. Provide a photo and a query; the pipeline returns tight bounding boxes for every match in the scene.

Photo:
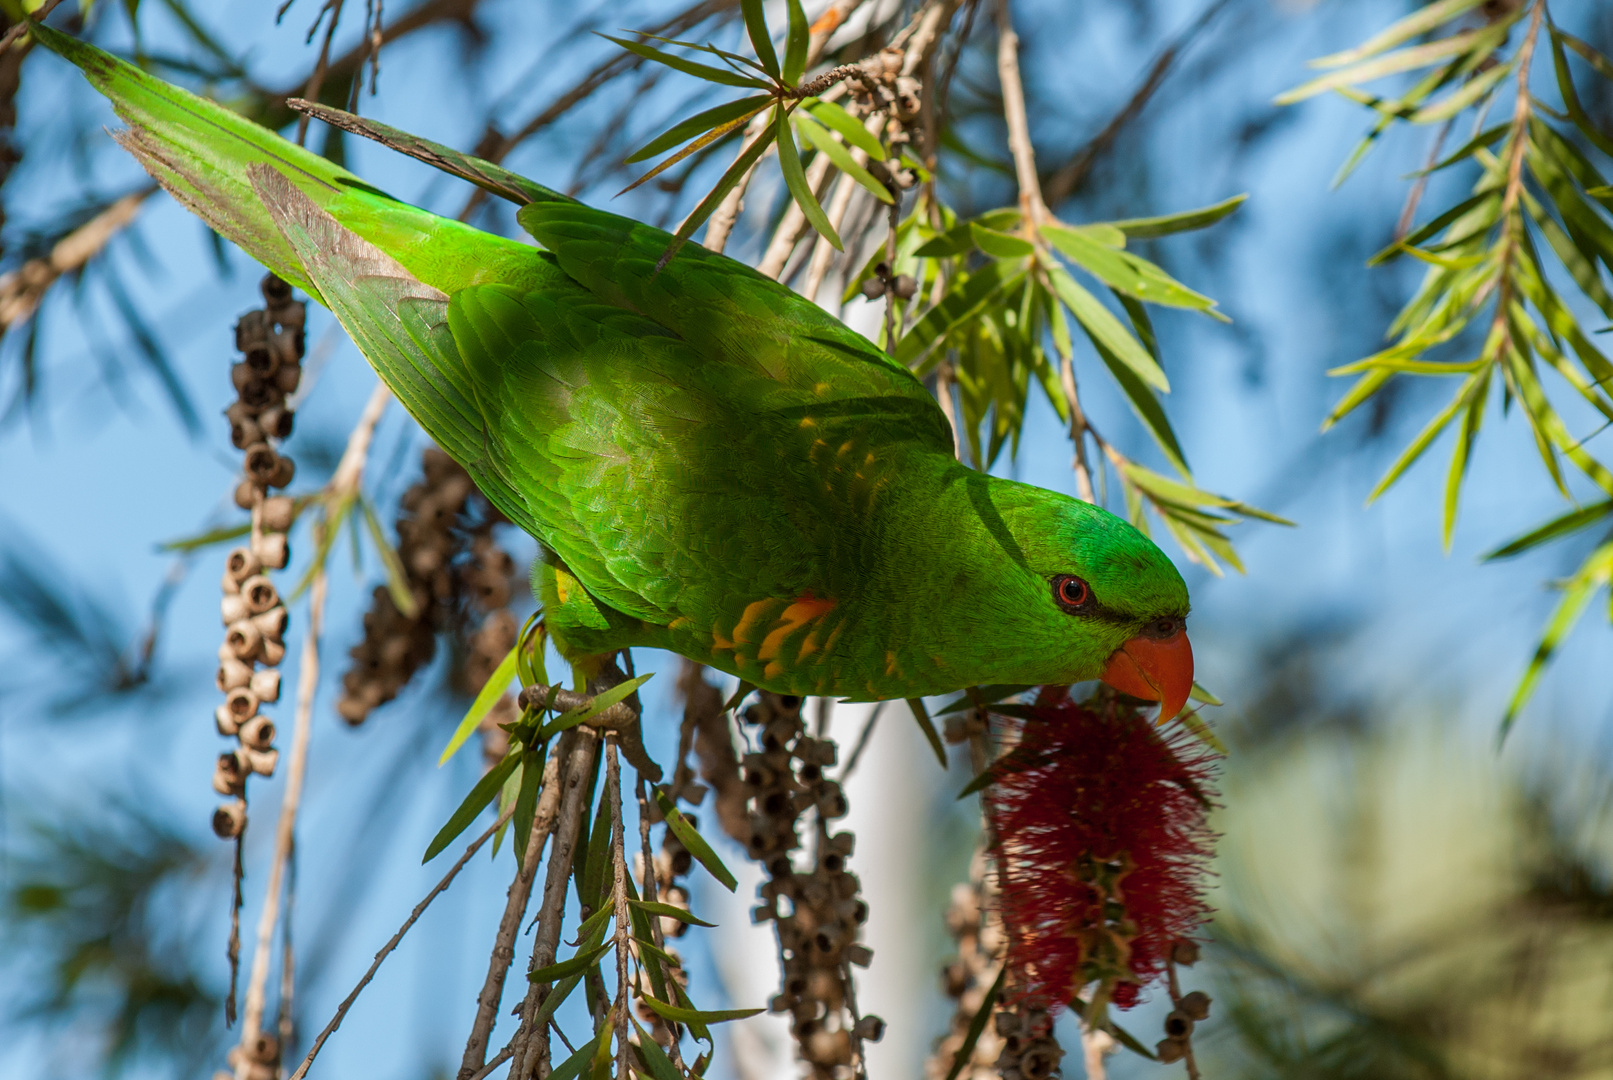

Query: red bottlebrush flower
[985,687,1218,1012]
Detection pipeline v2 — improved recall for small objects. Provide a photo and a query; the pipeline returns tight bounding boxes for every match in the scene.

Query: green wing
[39,24,958,643]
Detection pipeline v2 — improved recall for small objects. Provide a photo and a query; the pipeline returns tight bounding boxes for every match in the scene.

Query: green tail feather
[29,22,569,537]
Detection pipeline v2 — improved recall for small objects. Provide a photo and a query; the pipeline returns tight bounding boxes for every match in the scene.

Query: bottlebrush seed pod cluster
[928,851,1006,1080]
[337,447,516,724]
[211,274,304,840]
[742,694,880,1080]
[992,1005,1063,1080]
[985,689,1217,1013]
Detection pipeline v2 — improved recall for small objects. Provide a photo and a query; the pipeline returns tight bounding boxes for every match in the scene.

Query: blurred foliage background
[0,0,1611,1078]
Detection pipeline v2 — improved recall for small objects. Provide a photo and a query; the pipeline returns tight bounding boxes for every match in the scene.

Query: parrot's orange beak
[1101,627,1194,725]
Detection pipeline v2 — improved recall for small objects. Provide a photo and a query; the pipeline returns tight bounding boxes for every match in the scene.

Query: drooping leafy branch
[1280,0,1613,733]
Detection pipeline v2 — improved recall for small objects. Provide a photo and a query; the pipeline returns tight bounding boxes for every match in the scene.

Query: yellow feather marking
[764,660,785,680]
[732,599,777,646]
[814,382,832,395]
[884,650,900,677]
[669,616,692,630]
[711,626,734,652]
[554,570,573,605]
[799,416,818,429]
[759,596,837,662]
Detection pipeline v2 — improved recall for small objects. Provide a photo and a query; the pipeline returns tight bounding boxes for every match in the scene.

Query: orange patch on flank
[884,650,900,677]
[711,626,734,652]
[554,573,572,605]
[764,660,785,681]
[759,595,838,662]
[668,616,692,630]
[732,599,777,646]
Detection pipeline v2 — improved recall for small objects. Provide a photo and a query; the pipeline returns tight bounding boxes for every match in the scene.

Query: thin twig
[607,740,631,1080]
[512,729,602,1079]
[837,702,885,782]
[236,383,389,1079]
[757,152,835,278]
[803,176,869,300]
[296,0,348,146]
[995,0,1047,227]
[227,835,244,1026]
[278,836,298,1058]
[1485,0,1546,351]
[234,555,327,1079]
[702,0,872,254]
[1042,0,1233,207]
[468,1045,513,1080]
[458,747,567,1079]
[288,808,514,1080]
[1396,118,1454,241]
[1,0,66,51]
[635,777,687,1071]
[0,187,156,334]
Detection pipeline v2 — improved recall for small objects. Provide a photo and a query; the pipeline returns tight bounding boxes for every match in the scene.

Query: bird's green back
[36,25,1191,701]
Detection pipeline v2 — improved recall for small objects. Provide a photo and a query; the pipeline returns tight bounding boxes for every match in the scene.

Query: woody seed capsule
[212,799,247,839]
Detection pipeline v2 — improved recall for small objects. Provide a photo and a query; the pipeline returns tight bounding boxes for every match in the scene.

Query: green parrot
[37,26,1194,718]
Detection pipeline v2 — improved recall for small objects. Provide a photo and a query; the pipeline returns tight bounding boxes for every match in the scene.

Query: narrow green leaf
[1500,541,1613,741]
[513,744,545,866]
[580,790,613,909]
[358,495,419,618]
[971,222,1035,259]
[739,0,780,78]
[655,789,738,891]
[944,965,1006,1080]
[630,899,717,928]
[1409,59,1511,123]
[1486,500,1613,560]
[527,940,612,984]
[626,95,773,163]
[671,123,777,251]
[1309,0,1486,69]
[782,0,807,85]
[632,1016,685,1080]
[776,107,841,250]
[547,1033,603,1080]
[1442,368,1488,549]
[641,996,765,1025]
[1103,194,1247,240]
[896,262,1023,369]
[793,112,892,203]
[424,749,521,862]
[1277,25,1504,105]
[603,35,770,88]
[439,645,521,765]
[805,98,886,159]
[1043,225,1216,310]
[906,698,947,766]
[158,520,252,552]
[1046,265,1169,391]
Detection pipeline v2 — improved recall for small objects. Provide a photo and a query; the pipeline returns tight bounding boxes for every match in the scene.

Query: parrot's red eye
[1053,575,1091,611]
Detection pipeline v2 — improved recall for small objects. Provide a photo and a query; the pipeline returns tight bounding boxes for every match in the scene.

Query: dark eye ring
[1053,575,1091,611]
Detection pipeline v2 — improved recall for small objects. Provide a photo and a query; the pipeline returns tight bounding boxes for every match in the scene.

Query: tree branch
[1041,0,1232,208]
[458,747,566,1079]
[288,807,515,1080]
